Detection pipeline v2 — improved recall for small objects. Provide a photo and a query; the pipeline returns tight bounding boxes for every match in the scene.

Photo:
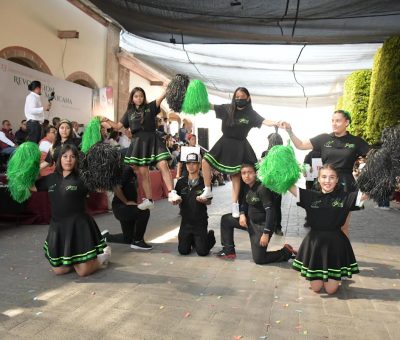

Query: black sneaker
[275,228,284,236]
[130,240,153,250]
[215,248,236,260]
[101,230,110,241]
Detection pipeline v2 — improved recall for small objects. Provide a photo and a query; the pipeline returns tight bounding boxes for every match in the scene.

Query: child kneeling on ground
[173,153,215,256]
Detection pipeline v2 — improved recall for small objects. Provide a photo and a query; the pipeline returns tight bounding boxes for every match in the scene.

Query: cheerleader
[288,164,367,294]
[173,153,215,256]
[281,110,369,236]
[198,87,280,218]
[217,163,295,263]
[32,144,110,277]
[104,87,180,210]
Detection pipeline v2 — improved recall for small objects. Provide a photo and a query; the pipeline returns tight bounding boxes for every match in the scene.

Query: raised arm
[155,89,166,108]
[102,117,123,131]
[281,122,313,150]
[262,119,280,127]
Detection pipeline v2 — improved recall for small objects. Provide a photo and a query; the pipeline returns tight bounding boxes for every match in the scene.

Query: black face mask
[235,98,248,108]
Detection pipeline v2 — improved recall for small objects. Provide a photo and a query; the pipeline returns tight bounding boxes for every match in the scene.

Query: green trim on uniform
[293,259,359,280]
[43,240,107,267]
[203,153,242,174]
[124,151,171,166]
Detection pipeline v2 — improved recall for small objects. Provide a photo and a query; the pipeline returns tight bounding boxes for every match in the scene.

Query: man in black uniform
[173,153,215,256]
[216,164,295,263]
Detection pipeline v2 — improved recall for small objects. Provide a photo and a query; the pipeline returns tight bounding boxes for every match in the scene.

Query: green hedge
[335,96,343,111]
[366,37,400,144]
[342,70,372,139]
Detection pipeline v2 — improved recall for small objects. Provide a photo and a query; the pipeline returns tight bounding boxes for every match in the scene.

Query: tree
[366,37,400,144]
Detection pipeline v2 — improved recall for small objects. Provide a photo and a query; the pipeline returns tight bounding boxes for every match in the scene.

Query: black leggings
[108,203,150,243]
[220,213,290,264]
[178,221,215,256]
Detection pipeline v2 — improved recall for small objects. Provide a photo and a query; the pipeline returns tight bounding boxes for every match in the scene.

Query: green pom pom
[6,142,41,203]
[181,79,210,115]
[257,144,301,194]
[81,117,102,153]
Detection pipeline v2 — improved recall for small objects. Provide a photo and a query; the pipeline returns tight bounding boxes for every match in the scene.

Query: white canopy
[121,33,381,107]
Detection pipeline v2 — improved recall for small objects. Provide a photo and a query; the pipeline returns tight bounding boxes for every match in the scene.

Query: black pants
[220,213,247,250]
[178,220,215,256]
[272,192,282,231]
[26,120,42,144]
[220,213,290,264]
[108,202,150,243]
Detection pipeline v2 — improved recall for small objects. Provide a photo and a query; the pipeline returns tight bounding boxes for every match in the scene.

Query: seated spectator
[71,121,82,138]
[39,126,57,153]
[15,120,28,145]
[41,119,50,139]
[39,126,57,177]
[0,130,16,156]
[52,117,61,129]
[118,128,132,154]
[2,120,16,143]
[108,130,120,147]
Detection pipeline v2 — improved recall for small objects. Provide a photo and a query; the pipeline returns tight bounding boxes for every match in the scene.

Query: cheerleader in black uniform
[217,164,295,262]
[282,110,369,236]
[198,87,280,218]
[32,144,110,277]
[40,119,80,171]
[288,164,367,294]
[104,87,180,210]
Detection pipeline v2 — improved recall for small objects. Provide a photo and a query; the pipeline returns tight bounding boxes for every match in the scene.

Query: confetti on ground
[295,309,303,313]
[295,325,302,330]
[159,305,164,310]
[274,296,279,299]
[303,330,308,335]
[217,296,222,299]
[91,291,96,296]
[9,267,14,271]
[28,290,35,293]
[259,336,268,339]
[33,297,38,301]
[200,293,204,296]
[141,262,152,266]
[252,279,257,282]
[184,312,191,318]
[196,298,202,302]
[283,304,289,307]
[232,306,240,309]
[275,320,281,324]
[234,336,243,340]
[24,277,29,280]
[35,312,42,316]
[169,262,174,265]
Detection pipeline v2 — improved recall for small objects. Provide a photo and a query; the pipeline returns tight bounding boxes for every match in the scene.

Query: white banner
[0,58,93,129]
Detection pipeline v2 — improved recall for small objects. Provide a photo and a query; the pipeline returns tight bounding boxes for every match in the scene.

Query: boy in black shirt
[173,153,216,256]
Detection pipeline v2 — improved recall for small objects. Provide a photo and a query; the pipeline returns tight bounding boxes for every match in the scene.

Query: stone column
[105,23,121,120]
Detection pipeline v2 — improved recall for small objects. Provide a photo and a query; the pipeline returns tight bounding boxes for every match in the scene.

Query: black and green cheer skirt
[293,229,359,281]
[203,136,257,174]
[44,213,107,267]
[124,130,171,166]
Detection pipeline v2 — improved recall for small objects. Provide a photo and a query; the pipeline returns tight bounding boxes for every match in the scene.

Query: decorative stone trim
[0,46,52,75]
[66,71,98,89]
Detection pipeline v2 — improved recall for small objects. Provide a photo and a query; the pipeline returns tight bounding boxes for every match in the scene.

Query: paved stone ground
[0,184,399,340]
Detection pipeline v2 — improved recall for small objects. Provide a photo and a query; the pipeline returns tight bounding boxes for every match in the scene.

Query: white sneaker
[198,187,213,200]
[232,203,240,218]
[168,190,182,203]
[138,198,155,210]
[98,246,111,267]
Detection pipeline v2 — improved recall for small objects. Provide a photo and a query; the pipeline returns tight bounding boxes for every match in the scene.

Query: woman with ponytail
[198,87,280,218]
